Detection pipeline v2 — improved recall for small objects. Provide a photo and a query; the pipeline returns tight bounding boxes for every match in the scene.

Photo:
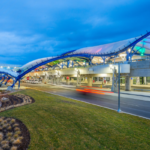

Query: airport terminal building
[1,32,150,91]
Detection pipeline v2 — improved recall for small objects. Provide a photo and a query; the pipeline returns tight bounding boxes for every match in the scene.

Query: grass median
[0,89,150,150]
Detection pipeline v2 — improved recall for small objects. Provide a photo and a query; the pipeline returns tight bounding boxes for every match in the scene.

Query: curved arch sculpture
[0,32,150,90]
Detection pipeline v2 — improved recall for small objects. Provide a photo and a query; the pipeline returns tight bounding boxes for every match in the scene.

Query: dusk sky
[0,0,150,65]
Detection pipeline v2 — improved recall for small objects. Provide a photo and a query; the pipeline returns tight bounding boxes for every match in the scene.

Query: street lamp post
[75,68,80,86]
[117,63,121,112]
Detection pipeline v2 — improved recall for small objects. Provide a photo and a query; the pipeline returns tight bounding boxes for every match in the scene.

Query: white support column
[51,77,54,84]
[110,76,112,84]
[66,77,69,85]
[62,76,65,82]
[43,74,48,84]
[53,77,56,84]
[87,76,93,87]
[103,77,105,85]
[60,76,62,84]
[125,76,131,91]
[136,77,140,85]
[77,70,80,86]
[85,77,88,83]
[56,77,60,85]
[71,77,74,82]
[144,77,147,85]
[130,77,133,86]
[111,67,116,92]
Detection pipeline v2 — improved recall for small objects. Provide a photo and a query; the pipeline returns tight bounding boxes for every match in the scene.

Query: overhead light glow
[99,59,103,62]
[135,46,145,56]
[128,48,131,53]
[109,64,113,69]
[119,54,126,57]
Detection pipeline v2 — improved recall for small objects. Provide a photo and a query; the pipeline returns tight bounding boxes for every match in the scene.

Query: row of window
[49,76,150,84]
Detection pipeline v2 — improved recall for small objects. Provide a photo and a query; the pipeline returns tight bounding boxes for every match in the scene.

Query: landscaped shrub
[2,143,10,149]
[0,117,30,149]
[13,124,19,128]
[10,119,16,124]
[0,132,3,141]
[0,94,34,113]
[11,146,18,150]
[7,126,12,130]
[13,139,22,145]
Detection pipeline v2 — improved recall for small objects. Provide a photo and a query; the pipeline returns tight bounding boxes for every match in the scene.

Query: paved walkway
[0,85,27,90]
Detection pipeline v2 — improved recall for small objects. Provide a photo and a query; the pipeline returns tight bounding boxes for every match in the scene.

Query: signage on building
[66,76,69,79]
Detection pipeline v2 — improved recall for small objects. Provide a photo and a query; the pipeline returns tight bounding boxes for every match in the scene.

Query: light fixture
[119,54,126,57]
[109,64,113,69]
[99,59,103,62]
[128,48,131,53]
[100,74,107,77]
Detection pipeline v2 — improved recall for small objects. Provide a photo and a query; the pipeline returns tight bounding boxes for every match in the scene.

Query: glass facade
[120,77,125,84]
[93,77,110,82]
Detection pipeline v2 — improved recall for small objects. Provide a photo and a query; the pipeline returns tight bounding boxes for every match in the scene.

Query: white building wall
[48,64,130,76]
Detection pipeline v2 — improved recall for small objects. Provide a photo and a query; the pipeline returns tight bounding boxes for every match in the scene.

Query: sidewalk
[0,85,27,90]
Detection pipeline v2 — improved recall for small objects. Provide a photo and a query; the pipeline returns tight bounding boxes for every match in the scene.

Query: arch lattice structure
[0,32,150,89]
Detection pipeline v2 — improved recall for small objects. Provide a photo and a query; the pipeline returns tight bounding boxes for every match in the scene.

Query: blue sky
[0,0,150,65]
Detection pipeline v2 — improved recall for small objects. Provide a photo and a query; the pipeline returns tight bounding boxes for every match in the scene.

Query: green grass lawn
[0,89,150,150]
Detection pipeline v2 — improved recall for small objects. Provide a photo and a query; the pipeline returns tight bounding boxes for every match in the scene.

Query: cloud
[0,0,150,65]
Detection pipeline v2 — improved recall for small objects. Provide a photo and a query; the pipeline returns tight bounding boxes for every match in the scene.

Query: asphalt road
[22,83,150,119]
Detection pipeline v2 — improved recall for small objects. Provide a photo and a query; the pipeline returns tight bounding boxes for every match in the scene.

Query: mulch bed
[15,119,30,150]
[0,94,35,110]
[0,117,30,150]
[0,95,23,109]
[0,94,35,150]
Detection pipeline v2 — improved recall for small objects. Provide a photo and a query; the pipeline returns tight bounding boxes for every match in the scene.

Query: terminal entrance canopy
[0,32,150,89]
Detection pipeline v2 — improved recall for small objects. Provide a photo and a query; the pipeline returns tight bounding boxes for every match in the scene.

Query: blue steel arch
[0,71,18,78]
[0,31,150,89]
[17,54,91,80]
[10,54,92,87]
